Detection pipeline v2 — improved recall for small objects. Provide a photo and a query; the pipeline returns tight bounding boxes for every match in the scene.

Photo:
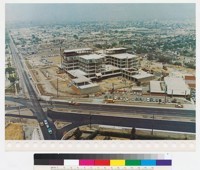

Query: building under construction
[62,47,154,94]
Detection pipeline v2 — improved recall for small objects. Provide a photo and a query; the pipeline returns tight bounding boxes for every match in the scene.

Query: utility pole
[151,114,154,136]
[57,77,58,98]
[164,86,167,104]
[112,83,114,100]
[60,47,62,68]
[46,100,49,111]
[18,105,21,123]
[89,112,92,129]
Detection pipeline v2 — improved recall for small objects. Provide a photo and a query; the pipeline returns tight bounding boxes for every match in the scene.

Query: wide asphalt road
[48,110,195,133]
[6,96,195,118]
[49,101,195,118]
[9,36,56,140]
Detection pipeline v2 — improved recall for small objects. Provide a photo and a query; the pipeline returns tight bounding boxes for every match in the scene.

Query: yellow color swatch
[110,160,125,166]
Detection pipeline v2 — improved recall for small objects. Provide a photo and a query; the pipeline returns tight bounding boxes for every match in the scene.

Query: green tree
[73,35,78,39]
[111,42,117,47]
[185,62,195,69]
[5,67,15,74]
[130,127,136,139]
[73,127,82,139]
[8,76,17,84]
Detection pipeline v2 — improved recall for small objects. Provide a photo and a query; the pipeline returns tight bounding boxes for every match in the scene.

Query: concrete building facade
[150,77,190,97]
[62,47,153,94]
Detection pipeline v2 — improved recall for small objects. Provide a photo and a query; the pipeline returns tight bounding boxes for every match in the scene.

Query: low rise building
[164,77,190,96]
[150,77,190,96]
[184,75,196,89]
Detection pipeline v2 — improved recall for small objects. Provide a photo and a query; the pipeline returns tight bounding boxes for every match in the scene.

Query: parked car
[175,104,183,108]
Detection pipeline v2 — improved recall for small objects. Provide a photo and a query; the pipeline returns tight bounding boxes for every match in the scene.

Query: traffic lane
[47,110,195,133]
[5,96,28,105]
[10,40,56,140]
[5,97,195,117]
[47,102,195,117]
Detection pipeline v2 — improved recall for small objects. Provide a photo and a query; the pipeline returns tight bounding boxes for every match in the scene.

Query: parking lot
[103,90,192,105]
[191,89,196,103]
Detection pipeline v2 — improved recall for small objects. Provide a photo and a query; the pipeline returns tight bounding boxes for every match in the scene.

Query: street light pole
[18,105,21,123]
[89,112,92,129]
[46,100,49,111]
[57,77,58,98]
[60,47,62,67]
[112,83,114,100]
[151,114,154,136]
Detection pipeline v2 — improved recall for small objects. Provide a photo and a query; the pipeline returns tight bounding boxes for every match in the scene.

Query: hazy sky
[6,4,195,23]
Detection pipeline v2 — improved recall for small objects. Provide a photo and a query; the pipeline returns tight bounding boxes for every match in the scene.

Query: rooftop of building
[106,47,127,52]
[131,87,143,91]
[164,77,188,89]
[110,53,137,59]
[79,54,105,60]
[68,69,87,77]
[150,81,165,93]
[72,76,91,84]
[185,75,196,80]
[131,71,154,80]
[64,48,93,54]
[164,77,190,95]
[103,64,119,71]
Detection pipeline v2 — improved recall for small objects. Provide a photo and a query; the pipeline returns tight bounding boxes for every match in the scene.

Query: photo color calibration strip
[34,154,172,170]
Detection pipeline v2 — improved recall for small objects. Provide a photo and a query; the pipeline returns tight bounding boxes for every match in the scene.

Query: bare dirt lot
[27,56,75,96]
[98,77,133,92]
[62,124,195,140]
[26,55,136,97]
[5,123,24,140]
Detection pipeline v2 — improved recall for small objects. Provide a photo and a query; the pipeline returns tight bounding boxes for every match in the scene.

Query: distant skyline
[6,3,195,24]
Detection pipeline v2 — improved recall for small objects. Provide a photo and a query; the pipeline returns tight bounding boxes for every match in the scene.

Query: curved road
[5,96,195,118]
[47,110,195,134]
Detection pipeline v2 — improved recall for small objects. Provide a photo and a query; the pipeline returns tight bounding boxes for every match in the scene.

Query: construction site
[24,48,143,98]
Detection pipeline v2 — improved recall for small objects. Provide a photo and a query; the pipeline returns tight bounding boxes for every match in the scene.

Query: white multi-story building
[62,47,139,79]
[61,47,152,94]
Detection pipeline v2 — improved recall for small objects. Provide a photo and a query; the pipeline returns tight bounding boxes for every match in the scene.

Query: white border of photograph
[2,0,198,152]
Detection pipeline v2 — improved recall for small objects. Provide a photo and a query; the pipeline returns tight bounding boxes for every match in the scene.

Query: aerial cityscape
[5,4,195,140]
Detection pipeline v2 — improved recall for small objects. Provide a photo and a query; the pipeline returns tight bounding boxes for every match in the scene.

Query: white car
[44,120,48,125]
[44,120,49,128]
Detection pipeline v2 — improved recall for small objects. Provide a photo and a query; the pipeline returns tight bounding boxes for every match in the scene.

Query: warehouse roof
[164,77,190,95]
[150,81,165,93]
